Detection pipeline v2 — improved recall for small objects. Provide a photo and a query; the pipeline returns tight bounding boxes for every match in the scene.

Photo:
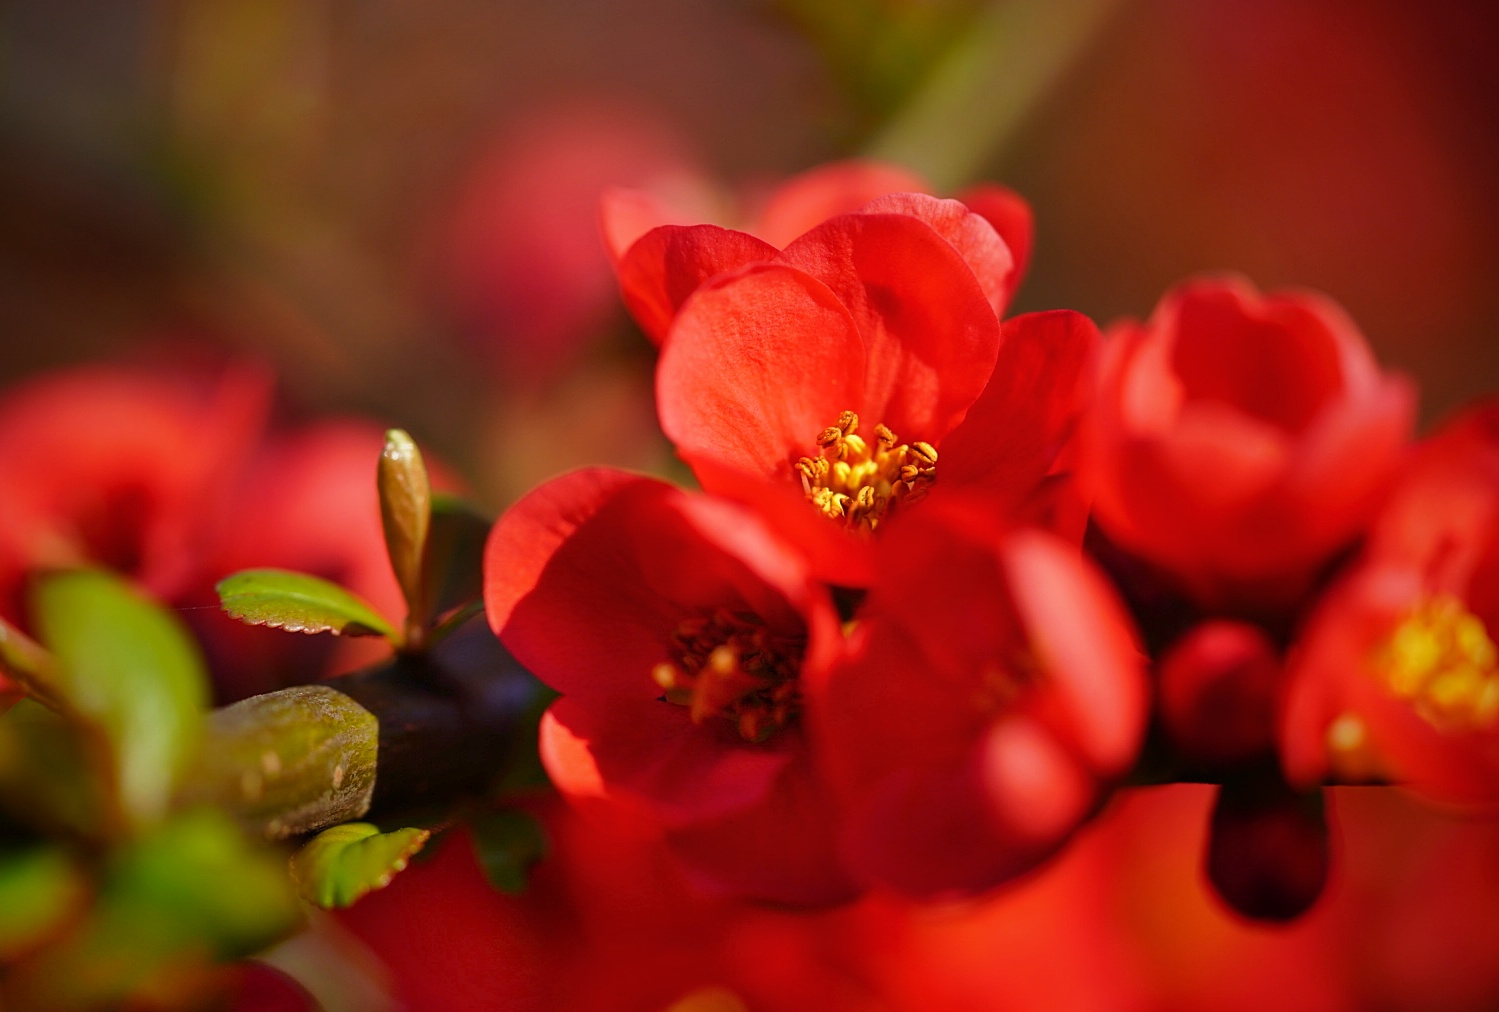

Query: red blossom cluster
[0,359,423,705]
[483,160,1495,921]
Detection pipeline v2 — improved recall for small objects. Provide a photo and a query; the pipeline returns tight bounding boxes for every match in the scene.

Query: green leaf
[177,685,379,840]
[469,809,547,894]
[0,699,109,839]
[216,568,396,640]
[863,0,1123,191]
[0,847,86,959]
[378,429,433,636]
[290,822,430,909]
[6,809,302,1009]
[31,570,209,831]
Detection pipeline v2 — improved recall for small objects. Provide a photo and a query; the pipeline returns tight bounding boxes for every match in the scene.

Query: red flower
[1281,402,1499,805]
[642,197,1093,584]
[607,160,1033,345]
[1079,274,1414,609]
[0,362,269,623]
[807,502,1148,898]
[483,468,853,904]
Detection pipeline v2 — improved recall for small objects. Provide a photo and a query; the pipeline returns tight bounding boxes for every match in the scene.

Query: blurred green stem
[865,0,1125,191]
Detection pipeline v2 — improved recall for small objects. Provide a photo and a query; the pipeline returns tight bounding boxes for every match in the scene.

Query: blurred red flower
[0,360,453,703]
[1079,274,1414,609]
[0,362,269,624]
[808,502,1148,898]
[1281,401,1499,805]
[484,468,852,904]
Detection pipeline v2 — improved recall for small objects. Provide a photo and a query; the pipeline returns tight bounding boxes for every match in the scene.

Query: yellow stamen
[1323,712,1387,783]
[1375,594,1499,733]
[651,609,804,743]
[795,410,936,533]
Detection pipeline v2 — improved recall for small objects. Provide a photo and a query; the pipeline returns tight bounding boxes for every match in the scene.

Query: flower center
[1376,594,1499,733]
[651,609,804,743]
[794,410,936,533]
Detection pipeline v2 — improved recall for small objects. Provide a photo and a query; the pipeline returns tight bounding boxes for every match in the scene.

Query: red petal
[540,697,794,828]
[938,310,1098,510]
[664,745,857,905]
[1003,529,1148,773]
[484,471,692,703]
[1166,277,1347,436]
[957,183,1034,305]
[753,160,929,248]
[855,192,1015,318]
[658,263,864,479]
[978,713,1096,843]
[676,457,878,588]
[615,224,777,345]
[776,212,1001,439]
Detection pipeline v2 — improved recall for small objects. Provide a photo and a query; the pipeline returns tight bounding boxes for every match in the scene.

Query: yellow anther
[909,441,938,466]
[652,611,804,743]
[795,408,937,534]
[1375,594,1499,733]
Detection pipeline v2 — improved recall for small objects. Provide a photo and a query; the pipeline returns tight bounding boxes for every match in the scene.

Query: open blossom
[604,159,1033,345]
[1281,402,1499,805]
[808,501,1148,898]
[1079,274,1415,609]
[484,468,853,904]
[641,194,1094,584]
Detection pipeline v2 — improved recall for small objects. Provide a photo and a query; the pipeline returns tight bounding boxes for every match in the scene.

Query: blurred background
[4,0,1498,513]
[5,3,1499,1008]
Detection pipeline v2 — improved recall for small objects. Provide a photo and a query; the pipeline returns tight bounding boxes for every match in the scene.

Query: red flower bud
[1159,621,1282,766]
[1080,274,1414,609]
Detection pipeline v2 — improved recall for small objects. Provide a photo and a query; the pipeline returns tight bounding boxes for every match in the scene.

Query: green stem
[864,0,1126,191]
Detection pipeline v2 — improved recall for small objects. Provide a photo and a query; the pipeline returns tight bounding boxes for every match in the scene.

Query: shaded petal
[957,182,1034,305]
[1002,529,1148,772]
[677,457,878,588]
[939,310,1098,510]
[540,697,794,828]
[856,192,1015,319]
[665,745,857,906]
[615,224,778,344]
[978,713,1096,843]
[659,263,864,479]
[777,212,1001,439]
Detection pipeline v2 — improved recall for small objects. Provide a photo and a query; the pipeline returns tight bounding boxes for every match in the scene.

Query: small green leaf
[31,570,209,831]
[177,685,379,840]
[290,822,430,909]
[469,809,547,894]
[378,429,433,636]
[0,847,86,959]
[217,568,396,640]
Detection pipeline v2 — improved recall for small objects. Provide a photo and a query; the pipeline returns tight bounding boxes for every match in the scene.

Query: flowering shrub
[2,155,1497,1010]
